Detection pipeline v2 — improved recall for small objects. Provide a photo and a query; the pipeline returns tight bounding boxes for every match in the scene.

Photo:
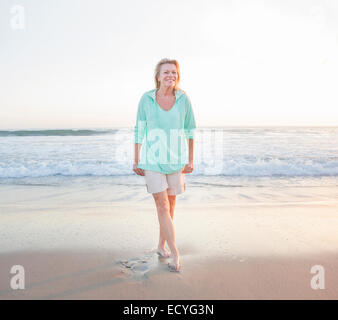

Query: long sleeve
[184,95,196,139]
[134,95,147,144]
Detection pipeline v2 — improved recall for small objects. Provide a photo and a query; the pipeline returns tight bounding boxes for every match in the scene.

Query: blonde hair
[154,58,181,90]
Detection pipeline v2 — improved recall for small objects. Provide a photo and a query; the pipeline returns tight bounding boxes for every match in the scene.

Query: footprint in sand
[118,250,162,278]
[230,255,246,262]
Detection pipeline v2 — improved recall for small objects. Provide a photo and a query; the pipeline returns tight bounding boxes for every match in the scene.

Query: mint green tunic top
[134,88,196,174]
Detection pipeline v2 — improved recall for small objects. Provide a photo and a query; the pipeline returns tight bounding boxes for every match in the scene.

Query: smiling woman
[133,58,196,272]
[154,59,181,91]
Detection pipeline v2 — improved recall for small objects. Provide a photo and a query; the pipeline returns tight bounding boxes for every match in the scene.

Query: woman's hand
[133,163,145,176]
[182,161,193,174]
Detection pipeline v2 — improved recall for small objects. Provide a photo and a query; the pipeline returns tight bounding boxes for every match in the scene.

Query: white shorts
[144,169,186,195]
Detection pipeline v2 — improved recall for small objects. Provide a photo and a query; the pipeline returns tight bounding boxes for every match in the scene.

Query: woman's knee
[157,199,170,213]
[153,193,170,213]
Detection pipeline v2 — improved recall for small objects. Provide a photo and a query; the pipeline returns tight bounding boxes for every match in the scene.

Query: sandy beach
[0,175,338,299]
[2,0,338,302]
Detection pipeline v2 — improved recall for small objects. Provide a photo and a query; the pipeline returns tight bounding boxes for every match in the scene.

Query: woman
[133,58,196,272]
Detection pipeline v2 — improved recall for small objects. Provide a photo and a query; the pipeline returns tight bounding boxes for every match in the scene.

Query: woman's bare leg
[158,195,176,251]
[153,190,180,271]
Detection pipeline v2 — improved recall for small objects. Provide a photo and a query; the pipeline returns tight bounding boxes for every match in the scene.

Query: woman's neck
[157,86,175,97]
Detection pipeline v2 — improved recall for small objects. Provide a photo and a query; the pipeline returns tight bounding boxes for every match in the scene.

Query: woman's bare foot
[157,246,170,258]
[168,253,181,272]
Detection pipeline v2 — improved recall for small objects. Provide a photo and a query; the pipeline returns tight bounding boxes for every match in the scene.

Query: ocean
[1,127,338,189]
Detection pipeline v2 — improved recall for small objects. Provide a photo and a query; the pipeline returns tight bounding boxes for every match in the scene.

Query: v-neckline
[155,89,177,112]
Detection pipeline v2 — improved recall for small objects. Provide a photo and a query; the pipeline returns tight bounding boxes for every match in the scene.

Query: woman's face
[158,63,177,88]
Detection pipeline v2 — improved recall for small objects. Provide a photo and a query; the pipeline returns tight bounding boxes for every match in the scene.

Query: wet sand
[0,177,338,299]
[0,249,337,299]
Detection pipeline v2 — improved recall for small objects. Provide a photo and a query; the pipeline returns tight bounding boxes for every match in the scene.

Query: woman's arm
[188,139,194,164]
[133,143,144,176]
[133,94,146,176]
[134,143,141,164]
[182,138,194,173]
[183,94,196,174]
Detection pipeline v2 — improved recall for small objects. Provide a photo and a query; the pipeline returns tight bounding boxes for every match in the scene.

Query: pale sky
[1,0,338,129]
